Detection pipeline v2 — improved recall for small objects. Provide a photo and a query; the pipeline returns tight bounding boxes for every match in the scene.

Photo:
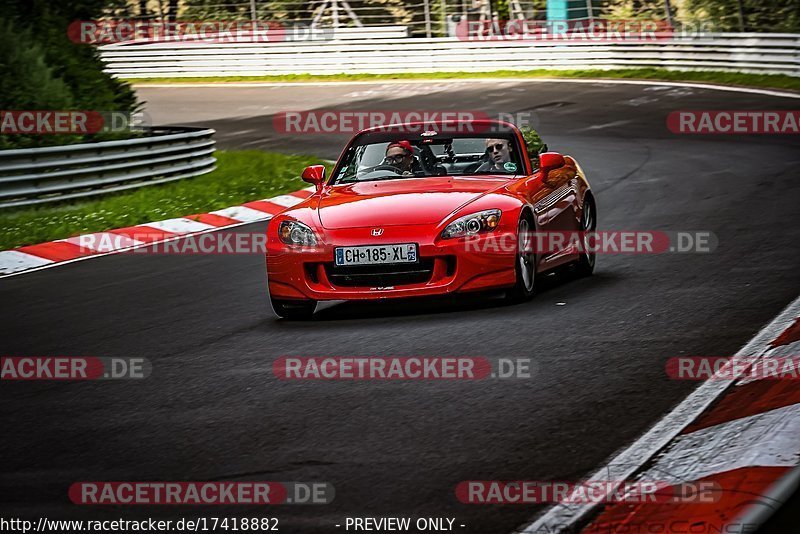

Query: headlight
[441,209,501,239]
[278,220,317,246]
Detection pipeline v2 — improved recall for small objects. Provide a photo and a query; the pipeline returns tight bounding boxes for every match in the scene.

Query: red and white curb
[517,295,800,533]
[0,186,315,278]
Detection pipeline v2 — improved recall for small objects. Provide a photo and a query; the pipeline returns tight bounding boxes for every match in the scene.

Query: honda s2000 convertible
[266,120,595,319]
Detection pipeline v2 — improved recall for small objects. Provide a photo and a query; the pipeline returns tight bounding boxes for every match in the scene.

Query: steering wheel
[364,164,402,173]
[357,164,403,180]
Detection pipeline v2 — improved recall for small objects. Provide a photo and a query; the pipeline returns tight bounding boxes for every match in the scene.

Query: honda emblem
[371,228,384,236]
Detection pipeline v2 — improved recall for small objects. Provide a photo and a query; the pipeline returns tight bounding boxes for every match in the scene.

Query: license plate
[334,243,417,266]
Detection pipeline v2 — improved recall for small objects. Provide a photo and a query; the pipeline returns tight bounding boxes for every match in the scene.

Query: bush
[519,127,546,156]
[0,20,77,149]
[0,0,139,149]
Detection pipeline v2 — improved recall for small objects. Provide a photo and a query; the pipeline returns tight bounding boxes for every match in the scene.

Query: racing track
[2,80,800,533]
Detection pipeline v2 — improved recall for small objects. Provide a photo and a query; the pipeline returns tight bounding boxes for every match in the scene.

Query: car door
[531,159,581,267]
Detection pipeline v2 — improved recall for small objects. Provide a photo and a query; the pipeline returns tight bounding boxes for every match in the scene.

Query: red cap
[387,140,413,154]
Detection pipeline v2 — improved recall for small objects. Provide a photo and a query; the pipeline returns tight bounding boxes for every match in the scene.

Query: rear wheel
[271,297,317,320]
[505,214,537,303]
[573,198,596,277]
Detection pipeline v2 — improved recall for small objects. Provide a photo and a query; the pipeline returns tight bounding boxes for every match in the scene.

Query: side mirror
[301,165,326,191]
[539,152,565,174]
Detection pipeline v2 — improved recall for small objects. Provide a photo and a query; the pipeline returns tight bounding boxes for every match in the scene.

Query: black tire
[271,297,317,320]
[574,197,596,277]
[505,213,537,303]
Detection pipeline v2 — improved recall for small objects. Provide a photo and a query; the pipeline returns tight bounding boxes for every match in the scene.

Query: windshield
[332,132,524,184]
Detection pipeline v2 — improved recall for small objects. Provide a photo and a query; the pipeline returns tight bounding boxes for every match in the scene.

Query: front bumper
[266,225,516,301]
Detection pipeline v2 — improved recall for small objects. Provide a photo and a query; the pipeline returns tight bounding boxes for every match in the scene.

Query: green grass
[0,150,322,251]
[127,68,800,92]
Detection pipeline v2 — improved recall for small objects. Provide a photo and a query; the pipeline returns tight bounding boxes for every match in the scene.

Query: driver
[481,138,514,171]
[383,140,416,175]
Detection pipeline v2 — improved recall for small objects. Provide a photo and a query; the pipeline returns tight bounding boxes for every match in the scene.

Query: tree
[0,0,139,147]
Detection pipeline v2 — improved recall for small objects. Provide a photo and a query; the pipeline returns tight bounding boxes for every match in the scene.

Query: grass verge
[127,68,800,92]
[0,150,321,251]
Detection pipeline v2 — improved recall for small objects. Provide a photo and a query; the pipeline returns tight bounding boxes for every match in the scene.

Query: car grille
[324,259,435,288]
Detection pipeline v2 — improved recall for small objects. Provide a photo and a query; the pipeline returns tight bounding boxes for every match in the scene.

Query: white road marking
[626,96,660,107]
[63,233,143,253]
[577,120,634,131]
[517,293,800,533]
[0,218,265,279]
[643,86,696,98]
[211,205,273,222]
[143,218,216,234]
[265,194,304,208]
[222,129,258,136]
[238,139,274,148]
[736,337,800,385]
[0,251,53,275]
[641,403,800,484]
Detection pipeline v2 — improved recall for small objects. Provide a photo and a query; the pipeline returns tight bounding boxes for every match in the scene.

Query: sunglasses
[386,154,409,163]
[487,143,508,152]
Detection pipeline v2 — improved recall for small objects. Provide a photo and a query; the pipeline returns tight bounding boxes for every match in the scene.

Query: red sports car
[266,120,595,319]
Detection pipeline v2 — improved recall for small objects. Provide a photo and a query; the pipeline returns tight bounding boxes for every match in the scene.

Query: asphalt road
[2,80,800,533]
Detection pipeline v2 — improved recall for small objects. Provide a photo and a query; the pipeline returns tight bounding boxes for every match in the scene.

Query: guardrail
[0,127,216,209]
[100,33,800,78]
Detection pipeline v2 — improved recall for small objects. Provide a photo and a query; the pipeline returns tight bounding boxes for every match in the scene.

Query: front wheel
[573,198,596,277]
[271,297,317,320]
[505,215,537,303]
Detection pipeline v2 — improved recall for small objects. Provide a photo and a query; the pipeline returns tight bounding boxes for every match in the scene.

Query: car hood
[316,177,510,229]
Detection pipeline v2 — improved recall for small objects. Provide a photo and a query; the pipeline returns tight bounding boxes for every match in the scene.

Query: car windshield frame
[328,127,528,185]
